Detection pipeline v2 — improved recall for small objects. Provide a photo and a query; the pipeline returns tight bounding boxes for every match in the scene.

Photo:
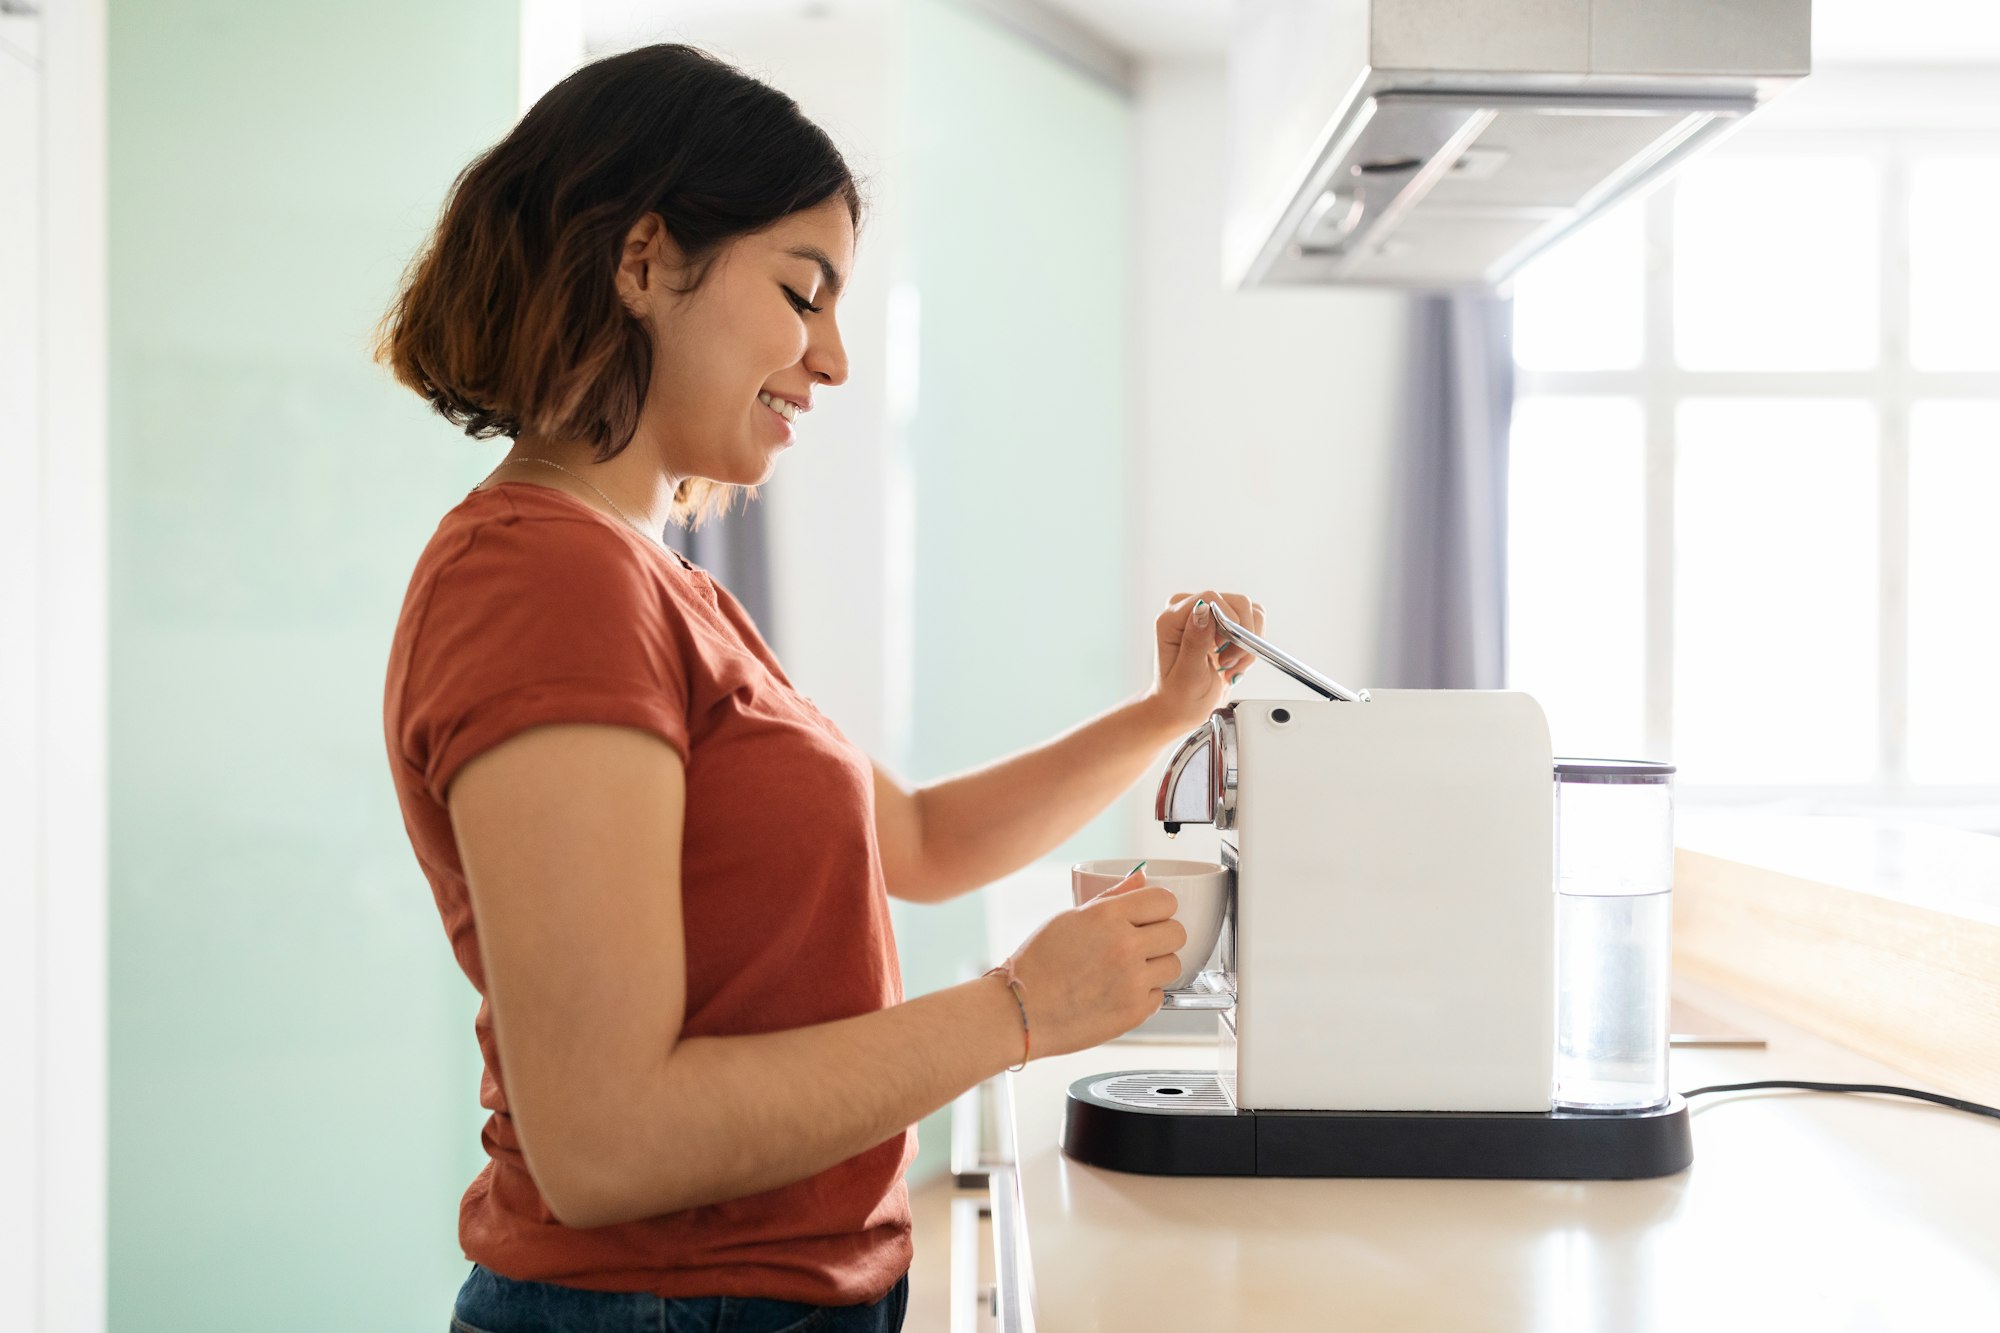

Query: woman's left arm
[877,589,1263,904]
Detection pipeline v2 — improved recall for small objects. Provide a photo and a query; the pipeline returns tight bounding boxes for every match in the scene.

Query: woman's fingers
[1136,917,1189,960]
[1091,867,1149,901]
[1161,589,1258,629]
[1182,589,1258,677]
[1114,885,1179,925]
[1190,589,1256,637]
[1153,595,1202,654]
[1155,588,1263,682]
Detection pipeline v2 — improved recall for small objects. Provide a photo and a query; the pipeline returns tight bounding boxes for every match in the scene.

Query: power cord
[1681,1079,2000,1123]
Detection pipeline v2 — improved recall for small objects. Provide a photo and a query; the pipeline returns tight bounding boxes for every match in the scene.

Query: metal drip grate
[1088,1073,1236,1115]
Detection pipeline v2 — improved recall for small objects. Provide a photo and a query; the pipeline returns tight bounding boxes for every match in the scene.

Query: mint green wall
[891,0,1132,1174]
[109,3,515,1327]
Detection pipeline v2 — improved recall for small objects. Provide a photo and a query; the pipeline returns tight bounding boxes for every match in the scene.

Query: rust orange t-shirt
[383,481,913,1305]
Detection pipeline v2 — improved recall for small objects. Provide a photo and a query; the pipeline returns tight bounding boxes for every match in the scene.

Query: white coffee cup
[1071,858,1230,991]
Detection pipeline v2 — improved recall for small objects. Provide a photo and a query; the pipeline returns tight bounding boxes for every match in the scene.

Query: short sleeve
[397,513,694,804]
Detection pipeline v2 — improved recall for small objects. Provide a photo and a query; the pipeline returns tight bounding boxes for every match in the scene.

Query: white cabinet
[950,1078,1034,1333]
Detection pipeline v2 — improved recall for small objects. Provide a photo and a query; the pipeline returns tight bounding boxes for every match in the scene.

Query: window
[1506,130,2000,816]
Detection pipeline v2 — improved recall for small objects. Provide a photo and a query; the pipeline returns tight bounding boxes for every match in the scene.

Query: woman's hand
[1004,869,1187,1057]
[1143,590,1265,738]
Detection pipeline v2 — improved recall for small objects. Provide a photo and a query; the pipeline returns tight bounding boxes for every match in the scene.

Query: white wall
[0,19,45,1326]
[2,2,108,1330]
[1123,58,1411,855]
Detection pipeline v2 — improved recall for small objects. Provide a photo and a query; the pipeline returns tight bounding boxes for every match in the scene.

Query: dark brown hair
[375,44,862,528]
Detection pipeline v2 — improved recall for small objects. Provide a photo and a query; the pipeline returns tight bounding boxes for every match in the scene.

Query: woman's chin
[713,447,782,486]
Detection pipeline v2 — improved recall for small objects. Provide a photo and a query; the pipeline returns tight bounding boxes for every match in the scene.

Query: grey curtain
[1379,292,1515,689]
[664,494,778,653]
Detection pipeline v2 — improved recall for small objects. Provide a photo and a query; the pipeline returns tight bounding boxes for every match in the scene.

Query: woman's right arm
[447,722,1184,1231]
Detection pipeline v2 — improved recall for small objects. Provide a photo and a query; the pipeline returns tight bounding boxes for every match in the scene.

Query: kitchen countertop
[1677,811,2000,926]
[1000,975,2000,1333]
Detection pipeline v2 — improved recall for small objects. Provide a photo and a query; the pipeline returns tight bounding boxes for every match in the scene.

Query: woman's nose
[808,321,848,387]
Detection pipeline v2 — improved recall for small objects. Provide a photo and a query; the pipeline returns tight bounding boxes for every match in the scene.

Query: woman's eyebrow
[785,245,846,299]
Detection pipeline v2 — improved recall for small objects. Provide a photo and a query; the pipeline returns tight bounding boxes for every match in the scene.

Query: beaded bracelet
[984,959,1031,1072]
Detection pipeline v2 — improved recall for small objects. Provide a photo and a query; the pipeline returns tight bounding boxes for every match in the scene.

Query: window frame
[1512,123,2000,823]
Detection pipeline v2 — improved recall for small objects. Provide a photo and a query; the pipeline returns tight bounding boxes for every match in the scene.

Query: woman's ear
[614,213,684,317]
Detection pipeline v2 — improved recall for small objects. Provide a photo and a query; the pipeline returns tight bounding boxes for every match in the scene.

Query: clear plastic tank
[1553,759,1675,1112]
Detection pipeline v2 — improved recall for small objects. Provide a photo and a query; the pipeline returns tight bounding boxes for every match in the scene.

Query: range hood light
[1300,187,1366,250]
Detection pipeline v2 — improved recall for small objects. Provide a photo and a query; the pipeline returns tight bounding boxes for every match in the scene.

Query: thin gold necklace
[488,457,663,546]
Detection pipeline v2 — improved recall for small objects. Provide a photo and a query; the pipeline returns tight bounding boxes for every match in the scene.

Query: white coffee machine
[1061,608,1691,1179]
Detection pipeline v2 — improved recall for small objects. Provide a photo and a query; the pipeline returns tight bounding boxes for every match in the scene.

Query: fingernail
[1231,672,1242,685]
[1193,599,1210,625]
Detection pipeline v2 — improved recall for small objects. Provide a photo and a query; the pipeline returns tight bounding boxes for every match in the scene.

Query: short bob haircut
[376,44,863,530]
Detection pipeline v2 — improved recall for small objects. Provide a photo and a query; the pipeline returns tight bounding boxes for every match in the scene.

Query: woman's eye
[783,286,822,315]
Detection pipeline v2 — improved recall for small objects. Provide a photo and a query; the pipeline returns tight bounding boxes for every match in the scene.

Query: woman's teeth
[757,392,799,423]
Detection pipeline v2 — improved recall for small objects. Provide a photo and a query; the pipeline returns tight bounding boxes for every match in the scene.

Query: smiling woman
[371,40,1236,1333]
[376,44,920,1330]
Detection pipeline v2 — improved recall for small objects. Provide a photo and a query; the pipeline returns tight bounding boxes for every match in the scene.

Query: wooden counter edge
[1673,845,2000,1107]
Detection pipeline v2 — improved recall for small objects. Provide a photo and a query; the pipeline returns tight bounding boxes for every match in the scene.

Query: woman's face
[621,197,854,487]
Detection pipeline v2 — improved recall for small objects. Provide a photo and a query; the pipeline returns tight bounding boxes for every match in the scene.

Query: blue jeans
[450,1263,909,1333]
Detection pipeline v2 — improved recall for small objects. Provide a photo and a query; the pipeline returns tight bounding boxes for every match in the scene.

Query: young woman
[377,43,1264,1333]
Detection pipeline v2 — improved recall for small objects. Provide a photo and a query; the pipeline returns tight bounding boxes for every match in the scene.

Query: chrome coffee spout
[1155,707,1237,834]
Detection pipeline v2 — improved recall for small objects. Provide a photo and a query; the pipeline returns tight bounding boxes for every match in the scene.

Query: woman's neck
[488,432,682,538]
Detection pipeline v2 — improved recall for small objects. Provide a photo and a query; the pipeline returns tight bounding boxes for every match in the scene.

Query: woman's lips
[758,396,795,443]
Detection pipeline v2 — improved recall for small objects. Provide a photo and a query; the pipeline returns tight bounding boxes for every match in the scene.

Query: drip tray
[1088,1073,1238,1114]
[1063,1070,1693,1180]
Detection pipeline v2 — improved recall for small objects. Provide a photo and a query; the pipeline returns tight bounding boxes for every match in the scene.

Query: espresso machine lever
[1206,602,1369,704]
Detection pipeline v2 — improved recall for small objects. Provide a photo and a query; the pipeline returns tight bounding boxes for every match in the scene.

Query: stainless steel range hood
[1225,0,1811,290]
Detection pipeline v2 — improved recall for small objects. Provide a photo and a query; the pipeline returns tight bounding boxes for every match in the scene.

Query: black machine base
[1062,1072,1693,1179]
